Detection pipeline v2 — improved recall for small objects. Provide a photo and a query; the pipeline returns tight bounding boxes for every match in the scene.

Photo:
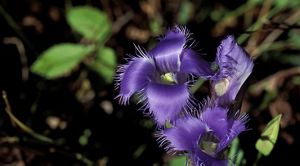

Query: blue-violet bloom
[211,36,254,106]
[116,27,213,126]
[158,102,248,166]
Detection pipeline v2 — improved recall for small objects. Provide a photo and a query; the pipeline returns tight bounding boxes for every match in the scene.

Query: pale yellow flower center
[160,73,176,85]
[214,78,230,96]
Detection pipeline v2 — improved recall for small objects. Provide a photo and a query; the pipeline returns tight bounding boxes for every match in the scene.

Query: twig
[100,0,113,20]
[0,136,19,144]
[2,91,54,143]
[246,0,272,53]
[3,37,29,81]
[238,5,279,44]
[112,11,134,34]
[1,91,94,165]
[212,0,256,36]
[0,6,38,56]
[250,67,300,96]
[250,10,300,59]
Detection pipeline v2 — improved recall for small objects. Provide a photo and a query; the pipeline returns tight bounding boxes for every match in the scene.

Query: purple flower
[115,27,213,126]
[211,36,254,106]
[157,102,248,166]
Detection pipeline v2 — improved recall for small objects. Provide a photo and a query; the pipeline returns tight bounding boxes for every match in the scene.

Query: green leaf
[228,138,239,163]
[67,6,111,42]
[31,43,94,79]
[88,47,117,83]
[255,114,282,156]
[228,138,247,165]
[169,156,186,166]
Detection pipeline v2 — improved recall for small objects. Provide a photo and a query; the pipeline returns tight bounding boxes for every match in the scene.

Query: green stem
[253,152,262,166]
[190,78,205,94]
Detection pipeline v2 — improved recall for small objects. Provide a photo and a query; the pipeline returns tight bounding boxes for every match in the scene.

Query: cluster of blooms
[115,26,253,166]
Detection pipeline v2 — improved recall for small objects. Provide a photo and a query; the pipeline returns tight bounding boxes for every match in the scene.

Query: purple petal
[214,80,241,106]
[144,82,191,126]
[149,27,186,73]
[116,57,155,105]
[159,117,206,152]
[217,113,248,152]
[213,35,254,104]
[215,35,239,78]
[201,106,229,140]
[216,35,254,81]
[180,49,214,78]
[191,150,228,166]
[175,72,189,84]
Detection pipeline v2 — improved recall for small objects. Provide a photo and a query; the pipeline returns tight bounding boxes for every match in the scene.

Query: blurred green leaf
[210,7,228,22]
[140,119,154,129]
[67,6,111,42]
[292,76,300,85]
[255,114,282,156]
[235,149,245,166]
[177,0,193,24]
[133,144,146,159]
[31,43,94,79]
[75,153,93,166]
[248,0,263,5]
[228,138,239,164]
[288,30,300,46]
[169,156,186,166]
[273,0,300,9]
[79,129,92,146]
[88,47,117,83]
[279,55,300,66]
[150,20,162,35]
[258,90,277,110]
[228,138,246,166]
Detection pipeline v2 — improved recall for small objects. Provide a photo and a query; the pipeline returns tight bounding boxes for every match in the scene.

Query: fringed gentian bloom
[211,36,254,106]
[116,27,213,126]
[156,35,253,166]
[158,102,248,166]
[116,26,254,166]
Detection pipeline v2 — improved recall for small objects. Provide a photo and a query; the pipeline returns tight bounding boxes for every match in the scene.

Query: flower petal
[180,49,214,77]
[191,150,228,166]
[116,57,155,105]
[148,27,186,73]
[175,72,189,84]
[159,117,206,152]
[144,82,191,125]
[201,106,229,140]
[213,35,254,104]
[217,113,248,152]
